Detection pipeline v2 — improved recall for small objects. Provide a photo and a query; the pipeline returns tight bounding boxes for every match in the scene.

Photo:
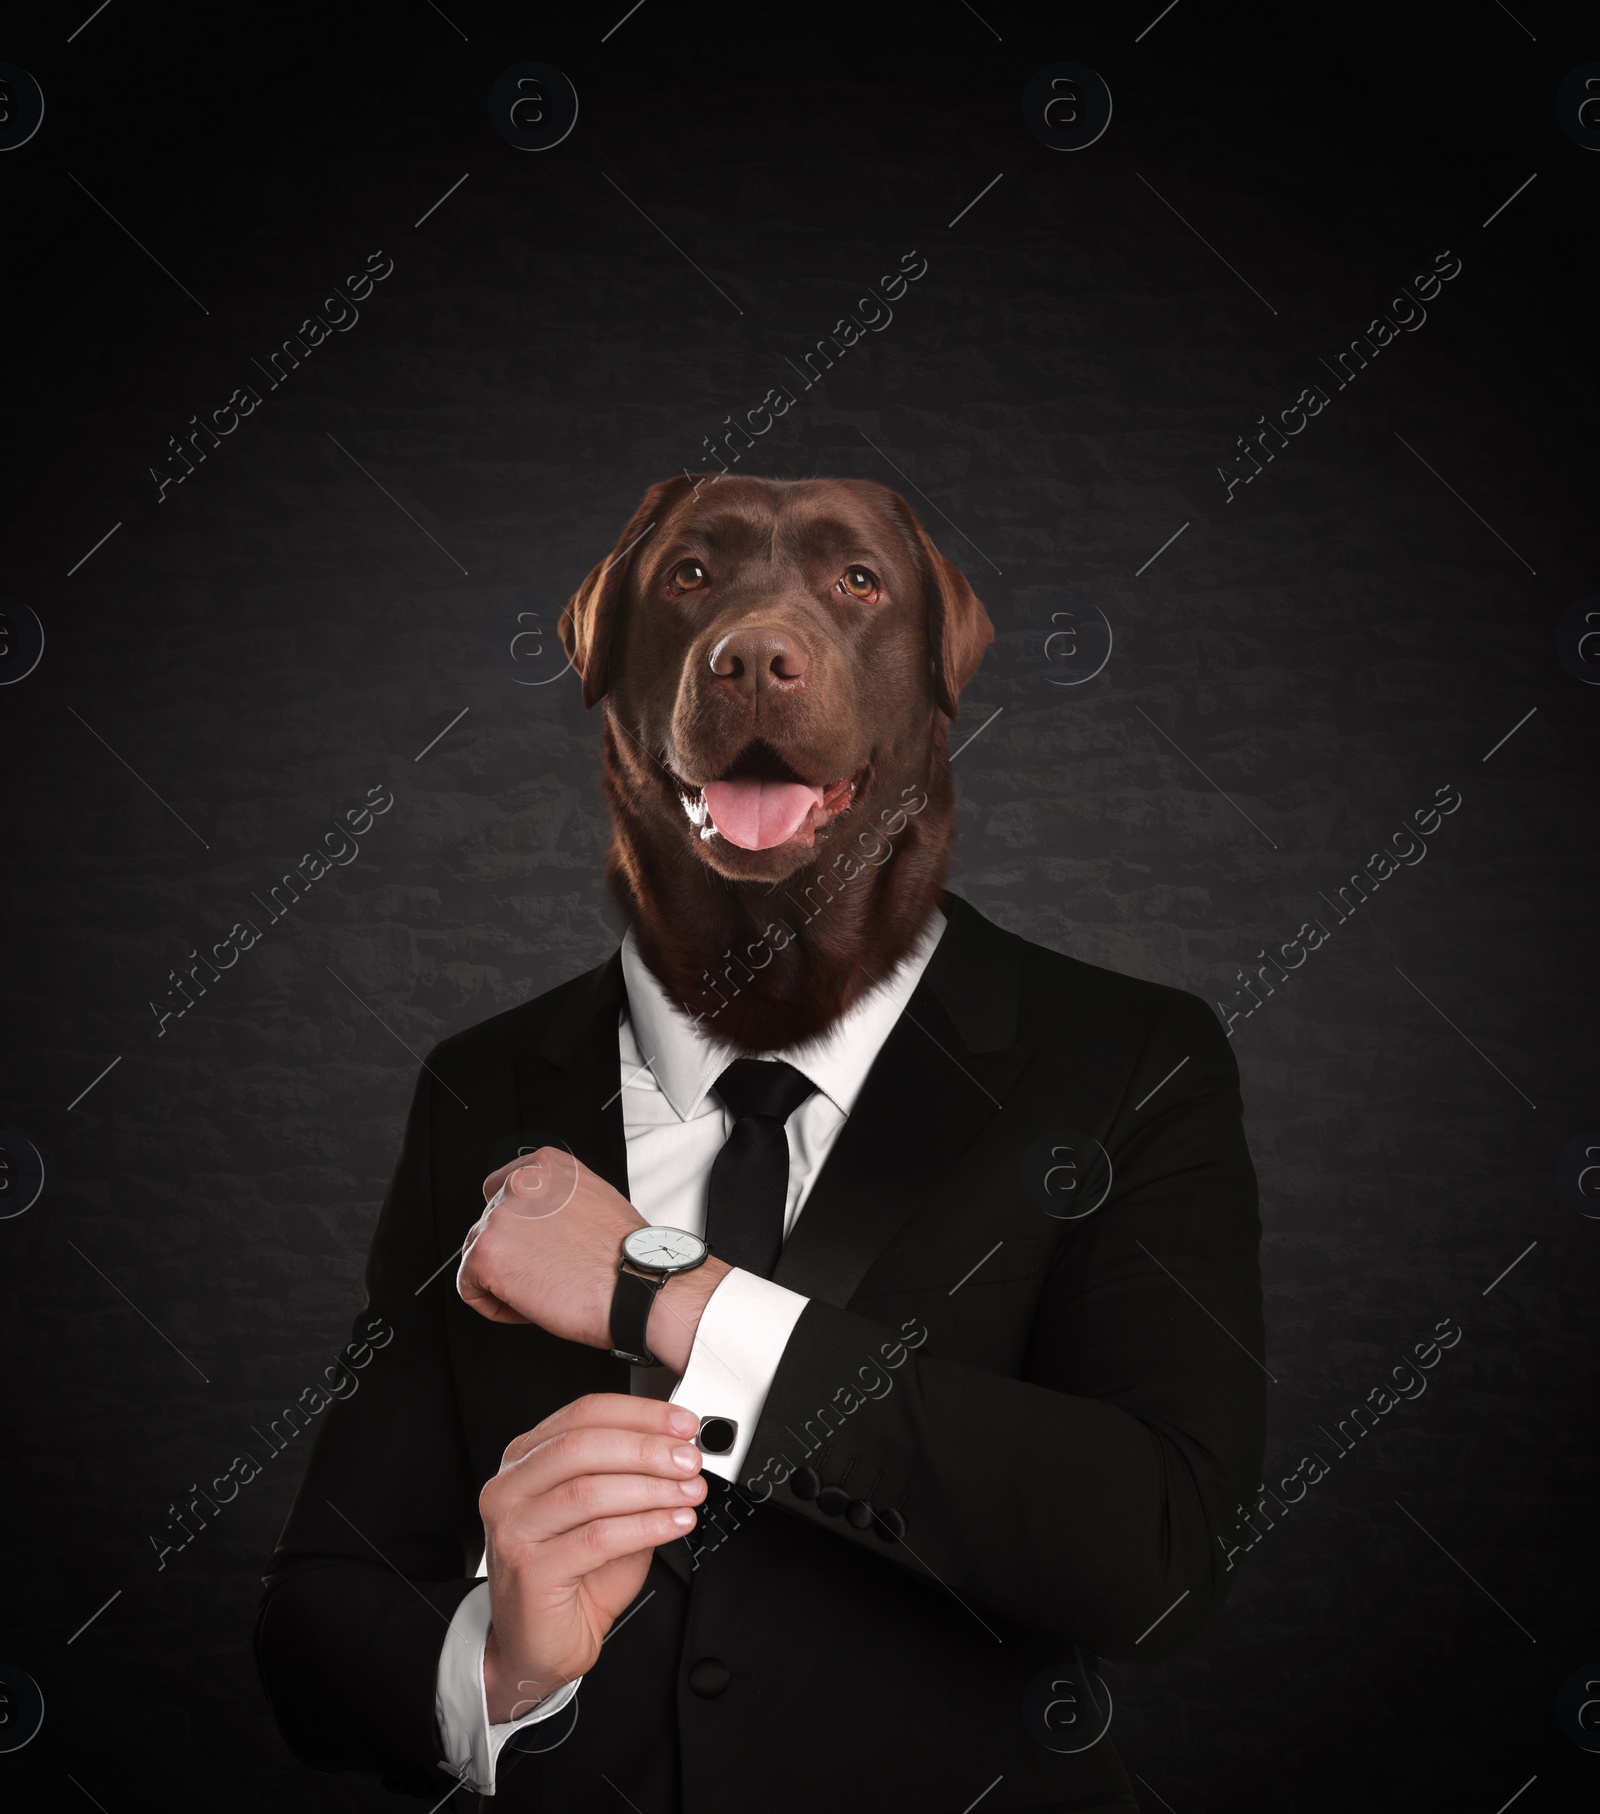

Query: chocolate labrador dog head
[560,473,992,1051]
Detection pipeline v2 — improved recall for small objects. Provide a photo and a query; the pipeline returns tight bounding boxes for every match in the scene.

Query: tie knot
[714,1058,817,1125]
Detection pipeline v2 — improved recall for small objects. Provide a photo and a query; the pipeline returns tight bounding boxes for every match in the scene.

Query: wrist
[646,1255,732,1374]
[483,1626,566,1726]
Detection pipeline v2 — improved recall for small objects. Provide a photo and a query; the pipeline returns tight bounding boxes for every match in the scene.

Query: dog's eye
[669,560,708,592]
[838,566,879,600]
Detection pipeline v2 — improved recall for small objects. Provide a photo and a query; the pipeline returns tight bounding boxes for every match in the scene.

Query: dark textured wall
[2,3,1596,1809]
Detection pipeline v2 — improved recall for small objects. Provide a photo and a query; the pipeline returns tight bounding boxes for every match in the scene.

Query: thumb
[583,1550,657,1627]
[456,1232,532,1325]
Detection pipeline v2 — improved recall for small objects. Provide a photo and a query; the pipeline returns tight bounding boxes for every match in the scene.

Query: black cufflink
[696,1416,738,1455]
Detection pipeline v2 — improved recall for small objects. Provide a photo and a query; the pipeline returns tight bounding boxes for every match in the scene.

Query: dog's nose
[708,625,810,698]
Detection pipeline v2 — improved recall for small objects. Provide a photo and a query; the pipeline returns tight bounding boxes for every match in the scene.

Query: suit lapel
[513,952,631,1198]
[772,893,1035,1308]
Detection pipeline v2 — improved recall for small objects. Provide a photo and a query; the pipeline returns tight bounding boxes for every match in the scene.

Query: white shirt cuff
[434,1579,580,1795]
[670,1266,809,1482]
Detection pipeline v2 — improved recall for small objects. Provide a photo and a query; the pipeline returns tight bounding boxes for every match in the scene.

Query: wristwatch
[609,1225,710,1366]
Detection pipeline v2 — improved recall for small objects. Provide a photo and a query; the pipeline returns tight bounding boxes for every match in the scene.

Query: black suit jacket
[254,892,1265,1812]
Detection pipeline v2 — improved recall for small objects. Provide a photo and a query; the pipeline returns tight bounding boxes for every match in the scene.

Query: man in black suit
[255,476,1265,1811]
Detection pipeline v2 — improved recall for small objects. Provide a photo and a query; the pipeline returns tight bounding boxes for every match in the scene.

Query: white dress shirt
[434,909,947,1793]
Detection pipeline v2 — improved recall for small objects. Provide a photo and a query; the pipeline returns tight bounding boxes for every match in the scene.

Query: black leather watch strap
[610,1266,663,1366]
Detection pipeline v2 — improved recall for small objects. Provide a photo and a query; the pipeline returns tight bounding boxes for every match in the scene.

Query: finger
[540,1505,701,1586]
[478,1158,542,1204]
[496,1425,706,1500]
[481,1144,567,1195]
[502,1393,699,1466]
[501,1469,708,1545]
[456,1248,532,1325]
[580,1550,666,1628]
[498,1150,582,1221]
[481,1146,579,1207]
[481,1159,521,1202]
[457,1284,532,1326]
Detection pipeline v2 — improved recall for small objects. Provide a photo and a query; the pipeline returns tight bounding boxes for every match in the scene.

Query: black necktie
[704,1059,818,1279]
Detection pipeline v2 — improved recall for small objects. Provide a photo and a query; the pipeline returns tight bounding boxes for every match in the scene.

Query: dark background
[2,2,1596,1809]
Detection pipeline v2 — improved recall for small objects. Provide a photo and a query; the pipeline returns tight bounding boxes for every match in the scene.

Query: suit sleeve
[739,988,1267,1663]
[252,1054,484,1797]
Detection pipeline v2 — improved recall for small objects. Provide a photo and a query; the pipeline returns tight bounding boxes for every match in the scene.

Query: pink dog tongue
[702,778,825,850]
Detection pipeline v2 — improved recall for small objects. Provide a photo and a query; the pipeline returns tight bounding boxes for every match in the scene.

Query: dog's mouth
[675,742,865,852]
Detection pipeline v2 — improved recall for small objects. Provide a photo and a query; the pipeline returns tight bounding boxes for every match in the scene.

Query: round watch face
[622,1225,707,1273]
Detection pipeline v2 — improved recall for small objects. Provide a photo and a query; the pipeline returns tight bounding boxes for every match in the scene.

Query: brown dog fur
[559,473,992,1053]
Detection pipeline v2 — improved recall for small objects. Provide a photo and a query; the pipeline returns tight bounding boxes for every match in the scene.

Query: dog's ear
[916,527,994,718]
[560,475,703,710]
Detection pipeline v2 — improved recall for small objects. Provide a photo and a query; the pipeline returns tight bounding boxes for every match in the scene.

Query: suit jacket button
[687,1658,731,1698]
[815,1485,850,1516]
[846,1498,874,1530]
[789,1465,821,1500]
[875,1507,906,1542]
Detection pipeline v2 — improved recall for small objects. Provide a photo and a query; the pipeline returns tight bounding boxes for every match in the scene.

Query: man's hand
[479,1393,707,1723]
[458,1150,731,1373]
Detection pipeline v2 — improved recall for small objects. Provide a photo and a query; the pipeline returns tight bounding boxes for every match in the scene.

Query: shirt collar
[619,907,947,1123]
